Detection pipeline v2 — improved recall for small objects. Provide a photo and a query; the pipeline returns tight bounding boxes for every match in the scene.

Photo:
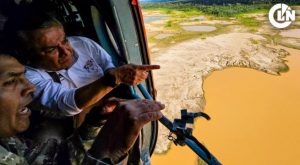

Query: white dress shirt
[25,36,115,116]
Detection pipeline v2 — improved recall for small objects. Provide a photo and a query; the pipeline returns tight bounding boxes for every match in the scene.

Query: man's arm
[75,64,160,109]
[25,67,82,116]
[74,73,114,110]
[26,64,160,115]
[87,99,165,164]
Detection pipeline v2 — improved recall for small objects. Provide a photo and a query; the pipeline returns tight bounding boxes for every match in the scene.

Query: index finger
[136,64,160,71]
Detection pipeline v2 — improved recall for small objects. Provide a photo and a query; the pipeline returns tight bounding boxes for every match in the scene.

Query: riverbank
[195,47,300,165]
[151,46,300,164]
[143,4,300,164]
[143,5,300,154]
[151,32,290,153]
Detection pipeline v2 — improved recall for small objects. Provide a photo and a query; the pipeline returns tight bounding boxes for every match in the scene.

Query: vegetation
[238,17,260,27]
[237,15,262,32]
[141,0,300,5]
[142,2,299,50]
[142,3,270,48]
[147,23,230,49]
[142,3,270,17]
[191,0,299,5]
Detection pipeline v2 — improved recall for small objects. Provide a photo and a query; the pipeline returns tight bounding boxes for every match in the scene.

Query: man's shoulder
[25,66,44,74]
[68,36,101,51]
[68,36,94,44]
[25,66,51,79]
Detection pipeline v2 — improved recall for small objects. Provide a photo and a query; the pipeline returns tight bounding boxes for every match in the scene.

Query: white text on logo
[269,3,296,29]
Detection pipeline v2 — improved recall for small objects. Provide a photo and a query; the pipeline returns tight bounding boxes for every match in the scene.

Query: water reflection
[144,16,169,23]
[155,34,174,39]
[182,25,217,32]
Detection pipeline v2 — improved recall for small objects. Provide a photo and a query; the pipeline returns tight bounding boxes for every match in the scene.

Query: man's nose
[21,79,36,97]
[57,43,69,57]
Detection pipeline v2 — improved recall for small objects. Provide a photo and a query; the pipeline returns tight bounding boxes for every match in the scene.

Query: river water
[281,29,300,38]
[181,25,217,32]
[151,47,300,164]
[143,16,169,23]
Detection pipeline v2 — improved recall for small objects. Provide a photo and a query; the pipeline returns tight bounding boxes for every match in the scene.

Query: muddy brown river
[151,47,300,164]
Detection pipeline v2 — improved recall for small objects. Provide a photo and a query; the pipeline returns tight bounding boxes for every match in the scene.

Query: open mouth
[18,107,31,115]
[18,98,32,116]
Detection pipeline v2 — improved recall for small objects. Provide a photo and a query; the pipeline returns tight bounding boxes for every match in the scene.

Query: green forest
[142,0,299,17]
[189,0,299,5]
[141,0,300,5]
[142,3,271,17]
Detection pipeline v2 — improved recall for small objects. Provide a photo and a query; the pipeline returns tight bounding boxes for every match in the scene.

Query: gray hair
[16,13,63,48]
[4,7,63,64]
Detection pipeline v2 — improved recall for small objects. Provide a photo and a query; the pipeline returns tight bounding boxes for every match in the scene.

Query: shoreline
[195,47,300,164]
[152,32,292,153]
[143,6,300,154]
[151,46,300,164]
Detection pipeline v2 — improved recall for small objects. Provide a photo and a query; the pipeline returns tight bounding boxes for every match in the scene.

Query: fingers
[135,64,159,83]
[134,71,148,84]
[139,99,165,112]
[120,99,165,114]
[120,99,164,122]
[136,64,160,71]
[113,64,160,85]
[135,100,164,124]
[139,111,163,125]
[106,97,127,104]
[142,70,149,78]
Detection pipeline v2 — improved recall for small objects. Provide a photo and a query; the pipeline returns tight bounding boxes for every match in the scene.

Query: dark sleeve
[0,147,28,165]
[24,139,59,165]
[0,138,28,164]
[82,152,111,165]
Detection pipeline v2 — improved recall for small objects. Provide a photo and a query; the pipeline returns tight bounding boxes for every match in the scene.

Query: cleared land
[142,4,300,153]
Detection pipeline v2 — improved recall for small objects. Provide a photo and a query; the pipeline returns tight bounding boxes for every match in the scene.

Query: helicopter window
[90,5,121,66]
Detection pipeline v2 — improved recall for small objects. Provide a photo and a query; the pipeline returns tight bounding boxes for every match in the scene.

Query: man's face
[30,26,74,71]
[0,56,36,138]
